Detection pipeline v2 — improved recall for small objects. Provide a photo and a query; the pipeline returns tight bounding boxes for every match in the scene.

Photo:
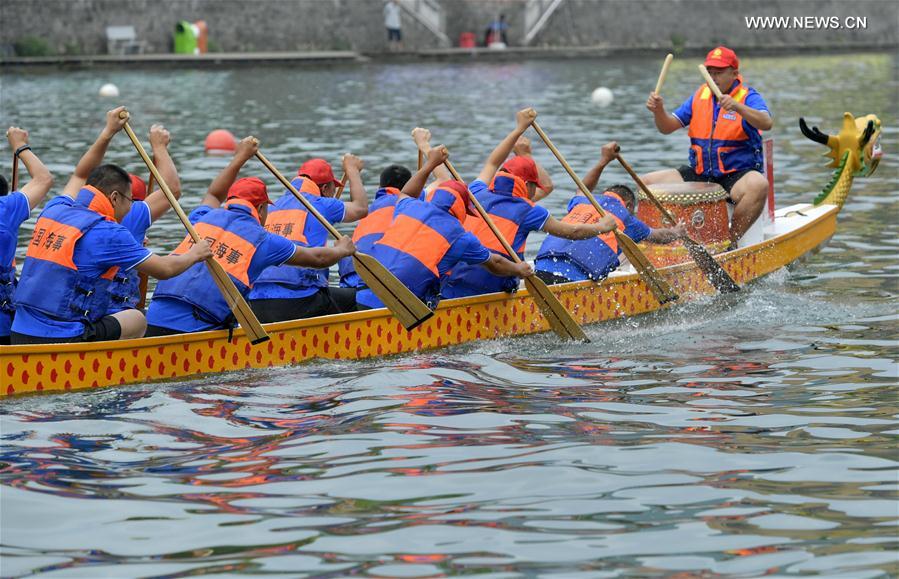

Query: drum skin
[635,182,730,266]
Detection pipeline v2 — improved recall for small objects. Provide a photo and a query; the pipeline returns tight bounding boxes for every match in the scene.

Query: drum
[635,182,730,267]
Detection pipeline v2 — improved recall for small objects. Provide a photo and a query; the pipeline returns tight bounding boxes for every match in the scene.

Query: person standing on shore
[384,0,403,52]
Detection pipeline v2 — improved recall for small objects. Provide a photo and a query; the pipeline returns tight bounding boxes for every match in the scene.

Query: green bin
[173,21,197,54]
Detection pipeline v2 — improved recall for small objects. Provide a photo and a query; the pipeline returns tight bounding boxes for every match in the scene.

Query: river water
[1,53,897,577]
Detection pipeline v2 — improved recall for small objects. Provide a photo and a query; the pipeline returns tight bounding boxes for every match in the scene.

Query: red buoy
[204,129,237,155]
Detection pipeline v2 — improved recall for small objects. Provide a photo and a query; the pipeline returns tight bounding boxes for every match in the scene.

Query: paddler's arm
[412,128,451,182]
[341,153,369,222]
[286,235,355,268]
[136,241,212,279]
[645,222,687,244]
[481,254,533,278]
[542,214,617,240]
[402,145,448,196]
[512,136,554,200]
[476,107,537,184]
[202,136,258,208]
[144,124,181,221]
[646,93,683,135]
[62,106,127,198]
[582,141,618,192]
[6,127,53,209]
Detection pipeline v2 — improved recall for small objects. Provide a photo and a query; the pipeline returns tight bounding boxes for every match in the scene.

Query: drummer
[643,46,772,247]
[534,142,685,284]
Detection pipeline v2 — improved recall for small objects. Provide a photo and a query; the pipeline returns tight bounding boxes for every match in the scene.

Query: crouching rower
[248,155,368,322]
[145,137,355,337]
[535,142,686,284]
[0,127,54,345]
[355,146,532,311]
[10,108,212,344]
[441,108,618,299]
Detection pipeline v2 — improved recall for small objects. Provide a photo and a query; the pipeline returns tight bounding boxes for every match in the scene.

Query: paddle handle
[335,172,347,199]
[11,154,18,192]
[698,65,724,100]
[136,171,154,310]
[654,53,674,95]
[615,153,677,225]
[120,118,202,245]
[444,159,523,265]
[255,151,343,241]
[417,150,423,171]
[531,121,608,219]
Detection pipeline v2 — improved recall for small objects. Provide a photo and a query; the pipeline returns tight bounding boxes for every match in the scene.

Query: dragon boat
[0,114,882,397]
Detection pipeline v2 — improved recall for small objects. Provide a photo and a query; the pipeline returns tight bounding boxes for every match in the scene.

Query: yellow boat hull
[0,203,838,397]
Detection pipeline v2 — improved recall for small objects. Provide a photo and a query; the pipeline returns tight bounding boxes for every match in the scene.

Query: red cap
[704,46,739,69]
[227,177,272,207]
[297,158,340,187]
[501,155,540,184]
[129,174,147,201]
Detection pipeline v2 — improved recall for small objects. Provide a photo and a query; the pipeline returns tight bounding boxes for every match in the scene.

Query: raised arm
[412,128,451,182]
[542,214,617,240]
[144,124,181,221]
[582,141,619,192]
[340,154,369,222]
[202,136,259,208]
[476,108,537,184]
[62,106,127,198]
[645,93,683,135]
[402,145,449,197]
[6,127,53,210]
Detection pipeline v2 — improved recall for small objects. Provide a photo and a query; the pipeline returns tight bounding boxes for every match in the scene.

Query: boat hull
[1,203,839,397]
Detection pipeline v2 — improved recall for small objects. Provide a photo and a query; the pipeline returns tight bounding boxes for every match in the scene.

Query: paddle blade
[616,231,679,304]
[205,258,270,344]
[353,253,434,331]
[523,275,590,342]
[682,237,740,293]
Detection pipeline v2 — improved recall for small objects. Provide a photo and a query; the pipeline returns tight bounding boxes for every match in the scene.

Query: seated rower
[336,162,412,293]
[10,107,212,345]
[535,142,686,284]
[248,155,367,322]
[0,127,54,345]
[441,108,617,299]
[355,146,532,311]
[145,138,354,336]
[105,124,181,314]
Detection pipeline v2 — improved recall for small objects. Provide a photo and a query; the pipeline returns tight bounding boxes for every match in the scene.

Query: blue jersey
[0,191,32,336]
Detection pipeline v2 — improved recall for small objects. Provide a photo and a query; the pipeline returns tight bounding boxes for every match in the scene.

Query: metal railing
[523,0,565,46]
[398,0,451,47]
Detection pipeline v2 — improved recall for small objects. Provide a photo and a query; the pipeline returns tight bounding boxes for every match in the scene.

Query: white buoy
[591,86,613,107]
[99,83,119,98]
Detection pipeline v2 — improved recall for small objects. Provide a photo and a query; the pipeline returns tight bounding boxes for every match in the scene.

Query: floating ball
[591,86,614,107]
[204,129,237,155]
[99,83,119,98]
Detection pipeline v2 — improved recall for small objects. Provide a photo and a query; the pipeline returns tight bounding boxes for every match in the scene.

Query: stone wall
[1,0,895,56]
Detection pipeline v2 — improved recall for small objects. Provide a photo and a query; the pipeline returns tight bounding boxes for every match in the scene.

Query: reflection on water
[1,53,897,577]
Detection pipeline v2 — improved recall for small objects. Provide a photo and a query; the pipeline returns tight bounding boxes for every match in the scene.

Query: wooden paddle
[655,53,674,95]
[530,121,679,304]
[698,65,725,100]
[136,171,153,310]
[615,152,740,293]
[443,159,589,342]
[11,153,19,192]
[333,173,348,200]
[255,151,433,331]
[417,150,423,171]
[120,112,270,344]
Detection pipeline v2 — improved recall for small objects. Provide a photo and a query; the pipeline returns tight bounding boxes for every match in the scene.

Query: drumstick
[698,65,724,100]
[654,54,674,95]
